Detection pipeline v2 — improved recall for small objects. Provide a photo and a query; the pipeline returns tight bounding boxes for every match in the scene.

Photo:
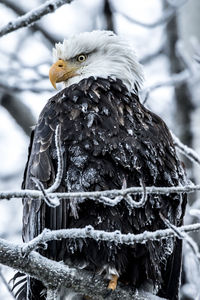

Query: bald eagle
[18,31,186,300]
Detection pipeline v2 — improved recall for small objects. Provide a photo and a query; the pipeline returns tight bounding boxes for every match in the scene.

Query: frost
[73,95,78,102]
[163,171,173,185]
[69,146,88,168]
[81,102,88,113]
[127,129,133,136]
[163,238,174,256]
[87,113,95,128]
[97,216,102,224]
[102,107,109,115]
[71,155,88,168]
[82,168,98,188]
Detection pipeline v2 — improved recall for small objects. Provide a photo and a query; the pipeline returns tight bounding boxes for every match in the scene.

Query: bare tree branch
[103,0,115,32]
[160,213,200,261]
[21,223,200,257]
[124,179,147,208]
[0,0,73,38]
[0,184,198,202]
[31,177,59,207]
[164,1,194,180]
[171,132,200,166]
[1,0,59,46]
[46,125,64,193]
[0,93,36,136]
[0,238,165,300]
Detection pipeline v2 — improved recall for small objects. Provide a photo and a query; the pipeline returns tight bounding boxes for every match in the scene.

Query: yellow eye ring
[77,54,87,62]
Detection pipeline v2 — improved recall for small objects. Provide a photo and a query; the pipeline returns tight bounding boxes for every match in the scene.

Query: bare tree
[163,1,194,175]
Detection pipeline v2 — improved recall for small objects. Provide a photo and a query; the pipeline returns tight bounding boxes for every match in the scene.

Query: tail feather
[12,273,46,300]
[158,239,183,300]
[11,272,27,300]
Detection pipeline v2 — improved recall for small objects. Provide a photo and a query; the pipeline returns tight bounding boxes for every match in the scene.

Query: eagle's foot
[104,275,118,298]
[107,274,118,291]
[104,275,119,299]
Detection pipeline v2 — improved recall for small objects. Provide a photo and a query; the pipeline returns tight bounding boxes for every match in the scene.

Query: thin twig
[171,132,200,166]
[160,213,200,260]
[99,195,123,206]
[124,178,147,208]
[0,0,73,38]
[0,184,198,202]
[21,222,200,256]
[1,0,58,46]
[31,177,59,207]
[46,125,64,193]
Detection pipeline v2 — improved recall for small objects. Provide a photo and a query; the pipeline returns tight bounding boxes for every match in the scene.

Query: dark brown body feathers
[18,77,186,299]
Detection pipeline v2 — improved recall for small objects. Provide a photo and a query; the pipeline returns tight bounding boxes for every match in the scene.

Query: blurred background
[0,0,200,299]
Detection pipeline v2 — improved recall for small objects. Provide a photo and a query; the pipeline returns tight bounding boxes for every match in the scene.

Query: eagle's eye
[77,54,87,63]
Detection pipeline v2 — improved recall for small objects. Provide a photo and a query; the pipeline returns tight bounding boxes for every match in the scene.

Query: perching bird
[16,31,186,300]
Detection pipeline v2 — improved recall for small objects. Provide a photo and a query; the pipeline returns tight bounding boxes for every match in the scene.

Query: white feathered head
[49,30,144,92]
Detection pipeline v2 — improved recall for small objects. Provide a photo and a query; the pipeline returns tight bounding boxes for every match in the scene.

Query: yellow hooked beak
[49,59,78,89]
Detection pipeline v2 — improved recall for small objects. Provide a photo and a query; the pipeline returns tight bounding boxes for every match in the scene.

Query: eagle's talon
[104,275,118,298]
[107,274,118,291]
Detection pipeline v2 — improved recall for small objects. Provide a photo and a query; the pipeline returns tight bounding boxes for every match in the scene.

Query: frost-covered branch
[160,213,200,260]
[30,125,64,207]
[0,0,73,38]
[124,179,147,208]
[0,238,163,300]
[31,177,59,207]
[0,184,197,202]
[0,93,36,137]
[171,132,200,166]
[1,0,58,46]
[0,222,199,299]
[46,125,64,193]
[21,223,200,256]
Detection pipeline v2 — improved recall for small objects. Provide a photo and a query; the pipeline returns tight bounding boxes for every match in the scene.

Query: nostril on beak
[58,64,63,67]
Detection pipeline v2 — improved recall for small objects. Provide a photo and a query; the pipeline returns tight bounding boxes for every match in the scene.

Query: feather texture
[18,77,186,300]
